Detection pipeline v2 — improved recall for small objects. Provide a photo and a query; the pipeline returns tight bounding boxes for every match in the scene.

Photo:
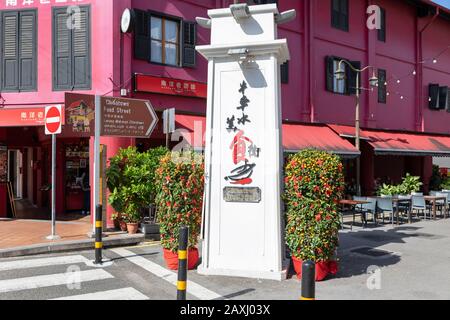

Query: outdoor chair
[436,192,449,217]
[397,195,412,221]
[377,197,395,225]
[411,195,432,220]
[353,196,368,227]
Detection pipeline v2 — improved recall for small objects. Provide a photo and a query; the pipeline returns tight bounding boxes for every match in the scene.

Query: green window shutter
[378,8,386,42]
[325,56,335,92]
[280,61,289,84]
[346,60,361,95]
[1,11,19,91]
[182,21,197,68]
[53,8,72,90]
[72,7,91,89]
[19,11,37,91]
[134,9,150,61]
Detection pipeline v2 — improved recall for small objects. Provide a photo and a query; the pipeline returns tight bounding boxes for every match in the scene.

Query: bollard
[177,226,189,300]
[300,260,315,300]
[94,204,103,265]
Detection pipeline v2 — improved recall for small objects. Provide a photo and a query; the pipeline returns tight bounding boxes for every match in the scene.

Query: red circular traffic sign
[45,106,62,134]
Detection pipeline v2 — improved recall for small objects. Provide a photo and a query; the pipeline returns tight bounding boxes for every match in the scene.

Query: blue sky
[432,0,450,9]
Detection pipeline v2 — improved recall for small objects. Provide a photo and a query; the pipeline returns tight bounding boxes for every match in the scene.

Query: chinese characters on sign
[224,81,261,185]
[4,0,84,7]
[0,146,7,183]
[134,74,208,99]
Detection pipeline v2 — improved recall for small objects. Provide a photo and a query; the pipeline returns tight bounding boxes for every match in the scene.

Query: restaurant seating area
[340,190,450,230]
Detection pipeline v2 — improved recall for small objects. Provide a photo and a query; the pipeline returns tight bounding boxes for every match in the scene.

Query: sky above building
[432,0,450,9]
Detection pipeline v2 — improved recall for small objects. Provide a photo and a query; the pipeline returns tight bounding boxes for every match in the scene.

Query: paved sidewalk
[0,219,92,249]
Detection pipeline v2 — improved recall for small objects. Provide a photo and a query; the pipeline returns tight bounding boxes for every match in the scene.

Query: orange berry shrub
[284,149,345,263]
[155,151,205,252]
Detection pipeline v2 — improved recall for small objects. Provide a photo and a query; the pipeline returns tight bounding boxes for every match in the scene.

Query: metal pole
[94,204,103,265]
[355,72,362,196]
[177,226,189,300]
[300,260,316,300]
[46,134,60,240]
[92,95,101,235]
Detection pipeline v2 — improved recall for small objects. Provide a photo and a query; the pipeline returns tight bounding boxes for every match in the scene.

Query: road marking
[110,248,223,300]
[52,287,149,300]
[0,269,113,294]
[0,255,90,272]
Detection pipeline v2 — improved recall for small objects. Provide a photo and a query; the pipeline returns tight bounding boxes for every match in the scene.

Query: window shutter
[346,61,361,95]
[340,0,349,31]
[378,69,387,103]
[438,86,448,110]
[378,8,386,42]
[280,61,289,84]
[331,0,340,29]
[428,84,440,110]
[72,7,90,89]
[134,9,150,61]
[19,11,37,91]
[53,8,72,90]
[447,89,450,113]
[1,12,19,91]
[325,56,334,92]
[182,21,197,68]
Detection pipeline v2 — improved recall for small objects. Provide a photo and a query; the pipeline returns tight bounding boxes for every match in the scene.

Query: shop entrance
[7,149,23,199]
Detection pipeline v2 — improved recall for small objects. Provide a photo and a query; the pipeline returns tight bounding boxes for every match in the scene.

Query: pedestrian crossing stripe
[52,287,149,300]
[0,255,90,272]
[0,269,113,294]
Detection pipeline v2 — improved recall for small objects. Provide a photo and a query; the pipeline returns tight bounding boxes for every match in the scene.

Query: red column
[422,156,433,194]
[0,128,6,218]
[361,143,375,196]
[90,136,135,229]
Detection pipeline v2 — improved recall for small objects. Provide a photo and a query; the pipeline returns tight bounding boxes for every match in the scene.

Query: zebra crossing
[0,254,149,300]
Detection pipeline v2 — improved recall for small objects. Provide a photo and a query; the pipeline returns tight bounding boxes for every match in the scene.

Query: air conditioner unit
[438,86,448,110]
[428,83,440,110]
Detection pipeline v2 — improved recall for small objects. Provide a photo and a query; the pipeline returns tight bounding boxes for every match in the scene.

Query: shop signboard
[65,93,96,137]
[134,74,207,99]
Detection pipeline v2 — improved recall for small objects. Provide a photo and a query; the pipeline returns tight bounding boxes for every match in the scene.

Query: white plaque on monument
[197,3,294,281]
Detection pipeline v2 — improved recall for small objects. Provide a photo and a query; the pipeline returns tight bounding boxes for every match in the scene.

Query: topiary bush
[284,149,345,263]
[155,151,204,252]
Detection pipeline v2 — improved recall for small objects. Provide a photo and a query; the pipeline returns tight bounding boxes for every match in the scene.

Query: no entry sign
[45,105,62,135]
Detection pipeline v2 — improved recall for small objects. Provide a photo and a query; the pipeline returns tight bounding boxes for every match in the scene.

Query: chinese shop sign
[0,107,65,127]
[0,145,7,183]
[134,74,207,99]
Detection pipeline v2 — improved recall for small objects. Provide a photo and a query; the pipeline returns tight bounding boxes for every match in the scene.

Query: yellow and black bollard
[300,260,315,300]
[94,204,103,265]
[177,226,189,300]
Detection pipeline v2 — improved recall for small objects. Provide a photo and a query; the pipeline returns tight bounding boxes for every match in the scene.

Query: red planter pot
[163,248,199,271]
[292,256,338,282]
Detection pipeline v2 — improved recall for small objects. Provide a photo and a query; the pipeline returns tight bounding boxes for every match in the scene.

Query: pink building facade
[0,0,449,225]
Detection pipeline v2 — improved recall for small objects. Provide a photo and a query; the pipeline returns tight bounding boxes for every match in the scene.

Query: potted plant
[155,150,204,270]
[284,149,345,281]
[401,173,422,195]
[106,146,168,235]
[111,212,127,232]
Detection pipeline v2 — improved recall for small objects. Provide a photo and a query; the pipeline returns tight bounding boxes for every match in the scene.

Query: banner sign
[65,93,96,137]
[134,74,207,99]
[0,145,7,183]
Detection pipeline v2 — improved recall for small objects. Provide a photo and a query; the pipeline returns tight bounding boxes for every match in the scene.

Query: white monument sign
[196,3,295,280]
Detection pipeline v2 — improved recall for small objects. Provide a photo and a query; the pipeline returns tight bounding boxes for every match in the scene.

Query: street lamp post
[335,61,378,196]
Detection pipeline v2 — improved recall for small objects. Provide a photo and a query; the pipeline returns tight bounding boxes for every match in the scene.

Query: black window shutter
[72,7,91,89]
[1,11,19,91]
[438,86,448,110]
[340,0,349,31]
[378,69,387,103]
[447,89,450,113]
[281,61,289,84]
[346,61,361,95]
[53,8,72,90]
[429,83,440,110]
[378,8,386,42]
[18,11,37,91]
[182,21,197,68]
[325,56,334,92]
[134,9,150,61]
[331,0,340,29]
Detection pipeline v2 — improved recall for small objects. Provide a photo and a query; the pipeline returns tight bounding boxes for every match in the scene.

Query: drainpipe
[416,7,439,132]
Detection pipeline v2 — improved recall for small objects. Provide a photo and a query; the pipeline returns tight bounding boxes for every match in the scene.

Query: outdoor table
[424,196,448,220]
[339,199,370,229]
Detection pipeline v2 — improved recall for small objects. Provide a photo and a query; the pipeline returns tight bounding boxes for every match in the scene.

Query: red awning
[329,124,450,157]
[175,114,206,149]
[175,115,360,157]
[282,123,360,157]
[361,129,450,157]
